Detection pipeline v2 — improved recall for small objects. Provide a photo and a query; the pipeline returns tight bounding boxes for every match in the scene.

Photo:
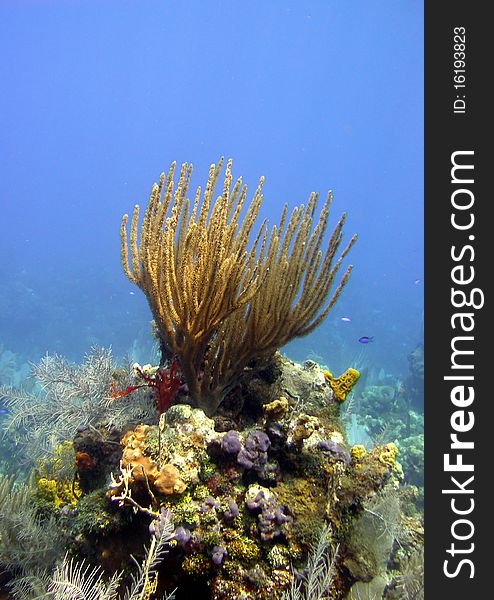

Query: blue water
[0,1,423,384]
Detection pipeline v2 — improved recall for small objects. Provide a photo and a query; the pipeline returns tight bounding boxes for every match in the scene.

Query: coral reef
[112,405,218,502]
[0,350,423,600]
[62,355,413,598]
[34,441,81,508]
[0,159,423,599]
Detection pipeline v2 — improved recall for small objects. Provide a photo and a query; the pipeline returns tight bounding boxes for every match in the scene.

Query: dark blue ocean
[0,0,423,388]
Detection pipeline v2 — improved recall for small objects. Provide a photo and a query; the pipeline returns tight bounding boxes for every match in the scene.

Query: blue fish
[0,407,9,415]
[341,317,352,322]
[358,336,374,344]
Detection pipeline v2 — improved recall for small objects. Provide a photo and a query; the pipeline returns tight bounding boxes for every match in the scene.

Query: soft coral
[109,355,181,416]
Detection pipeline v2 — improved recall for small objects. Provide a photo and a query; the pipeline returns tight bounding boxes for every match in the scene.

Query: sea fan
[2,480,177,600]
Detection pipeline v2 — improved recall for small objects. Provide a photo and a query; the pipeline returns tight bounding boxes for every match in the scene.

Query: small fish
[358,336,374,344]
[341,317,352,322]
[414,279,421,285]
[0,407,9,415]
[129,291,135,295]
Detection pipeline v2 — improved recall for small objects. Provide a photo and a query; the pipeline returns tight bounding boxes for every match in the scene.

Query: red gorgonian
[109,355,181,416]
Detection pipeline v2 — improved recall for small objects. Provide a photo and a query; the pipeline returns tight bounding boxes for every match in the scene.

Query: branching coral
[0,347,156,466]
[121,158,356,414]
[121,159,264,412]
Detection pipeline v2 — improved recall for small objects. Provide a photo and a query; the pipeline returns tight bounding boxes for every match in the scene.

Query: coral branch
[121,159,356,414]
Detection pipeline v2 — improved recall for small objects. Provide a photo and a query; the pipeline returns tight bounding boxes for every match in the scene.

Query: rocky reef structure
[108,363,413,598]
[1,353,423,599]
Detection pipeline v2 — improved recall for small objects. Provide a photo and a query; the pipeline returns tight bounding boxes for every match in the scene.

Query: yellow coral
[36,476,80,507]
[226,534,261,562]
[120,424,160,484]
[163,492,198,526]
[378,442,399,468]
[154,464,187,495]
[36,440,76,479]
[350,444,367,461]
[58,479,80,505]
[37,477,58,503]
[182,553,211,576]
[192,484,210,500]
[35,440,79,507]
[263,396,289,421]
[324,368,360,402]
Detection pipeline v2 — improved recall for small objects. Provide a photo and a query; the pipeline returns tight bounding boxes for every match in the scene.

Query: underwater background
[0,0,423,376]
[0,2,423,599]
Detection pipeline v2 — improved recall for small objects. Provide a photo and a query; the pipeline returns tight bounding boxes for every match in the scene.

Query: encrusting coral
[99,363,410,599]
[1,352,421,600]
[324,368,360,402]
[121,158,356,415]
